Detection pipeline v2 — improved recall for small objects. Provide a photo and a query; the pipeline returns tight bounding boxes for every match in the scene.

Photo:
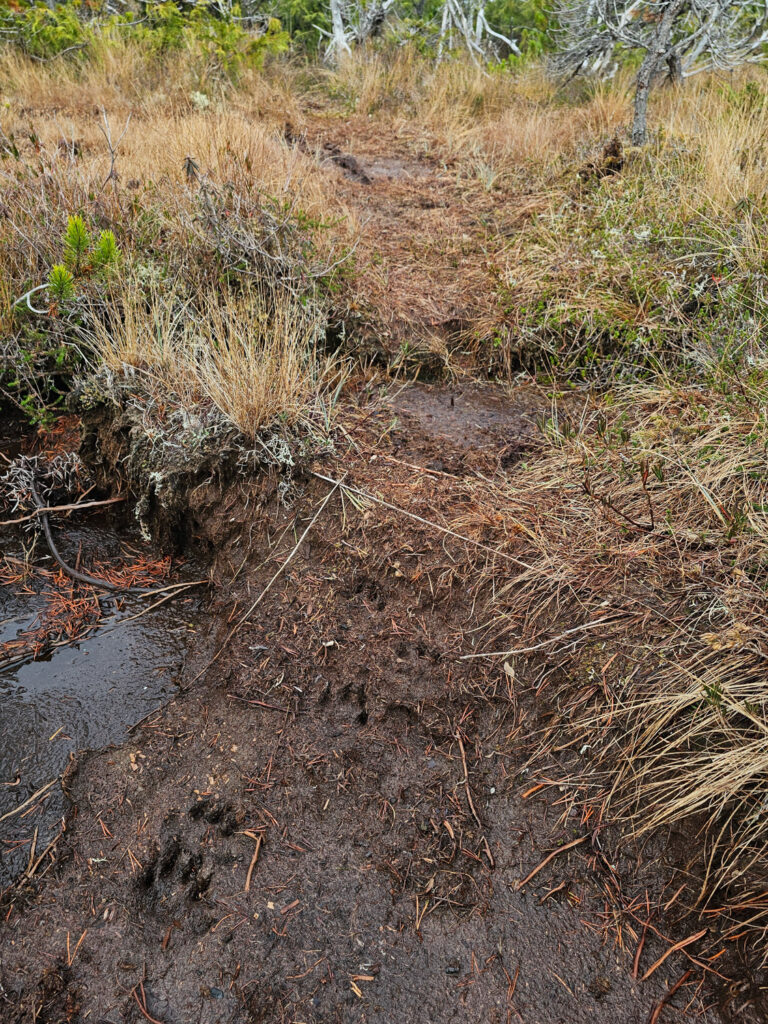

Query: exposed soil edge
[0,390,750,1023]
[78,401,282,554]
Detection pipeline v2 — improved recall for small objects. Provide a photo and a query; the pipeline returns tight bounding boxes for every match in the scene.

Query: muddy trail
[0,383,758,1024]
[287,112,531,362]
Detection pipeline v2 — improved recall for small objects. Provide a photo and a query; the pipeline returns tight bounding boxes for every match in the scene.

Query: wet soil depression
[0,416,205,888]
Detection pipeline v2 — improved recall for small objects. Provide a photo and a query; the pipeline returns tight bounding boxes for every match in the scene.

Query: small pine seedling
[63,214,91,276]
[92,229,120,272]
[47,264,75,303]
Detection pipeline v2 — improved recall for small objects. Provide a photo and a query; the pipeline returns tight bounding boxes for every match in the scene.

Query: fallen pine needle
[25,827,38,874]
[0,778,57,823]
[132,983,165,1024]
[633,917,651,979]
[642,929,707,981]
[244,834,262,892]
[649,970,692,1024]
[455,730,482,828]
[66,928,87,967]
[26,828,62,878]
[516,835,588,890]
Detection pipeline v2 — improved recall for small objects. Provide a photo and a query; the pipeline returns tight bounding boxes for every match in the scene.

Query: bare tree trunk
[630,0,686,145]
[666,51,683,84]
[631,49,656,144]
[328,0,351,62]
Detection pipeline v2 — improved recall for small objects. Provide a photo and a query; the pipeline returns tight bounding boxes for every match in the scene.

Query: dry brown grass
[325,48,629,176]
[87,283,344,440]
[314,53,768,373]
[448,377,768,955]
[0,29,304,116]
[6,42,763,383]
[0,47,353,435]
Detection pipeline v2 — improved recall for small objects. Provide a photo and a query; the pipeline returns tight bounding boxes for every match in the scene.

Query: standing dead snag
[322,0,520,62]
[552,0,768,144]
[437,0,521,61]
[322,0,395,62]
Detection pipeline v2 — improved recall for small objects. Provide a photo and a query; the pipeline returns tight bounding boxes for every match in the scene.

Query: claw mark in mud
[137,800,244,923]
[139,835,212,909]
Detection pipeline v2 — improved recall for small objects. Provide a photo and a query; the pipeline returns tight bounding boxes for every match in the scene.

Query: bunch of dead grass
[458,374,768,956]
[490,71,768,374]
[85,283,345,442]
[0,73,352,434]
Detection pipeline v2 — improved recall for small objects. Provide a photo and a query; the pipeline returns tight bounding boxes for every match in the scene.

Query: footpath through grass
[3,29,768,960]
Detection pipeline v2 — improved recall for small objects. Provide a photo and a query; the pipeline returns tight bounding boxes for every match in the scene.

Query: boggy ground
[0,382,752,1024]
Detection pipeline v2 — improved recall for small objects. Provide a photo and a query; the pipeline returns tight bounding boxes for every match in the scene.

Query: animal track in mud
[137,799,241,915]
[339,680,368,725]
[394,638,441,663]
[243,983,288,1024]
[382,702,419,729]
[348,571,387,611]
[187,795,239,835]
[137,835,212,908]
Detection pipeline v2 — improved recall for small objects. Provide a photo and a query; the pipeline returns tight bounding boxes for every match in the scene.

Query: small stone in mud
[588,974,612,999]
[210,987,224,999]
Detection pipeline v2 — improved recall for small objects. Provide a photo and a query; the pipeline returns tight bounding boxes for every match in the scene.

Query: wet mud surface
[0,388,745,1023]
[0,417,207,890]
[386,381,554,472]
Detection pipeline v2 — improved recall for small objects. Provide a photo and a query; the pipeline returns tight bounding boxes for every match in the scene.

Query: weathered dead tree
[437,0,521,61]
[322,0,395,62]
[553,0,768,144]
[322,0,520,63]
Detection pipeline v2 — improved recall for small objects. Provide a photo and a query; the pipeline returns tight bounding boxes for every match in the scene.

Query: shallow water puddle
[0,419,204,888]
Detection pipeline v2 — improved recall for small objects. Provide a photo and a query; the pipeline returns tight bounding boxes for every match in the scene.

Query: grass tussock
[87,284,344,441]
[492,73,768,374]
[0,53,352,437]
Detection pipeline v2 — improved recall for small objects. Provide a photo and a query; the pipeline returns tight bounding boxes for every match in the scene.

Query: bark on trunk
[631,50,655,145]
[666,51,683,85]
[630,0,686,145]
